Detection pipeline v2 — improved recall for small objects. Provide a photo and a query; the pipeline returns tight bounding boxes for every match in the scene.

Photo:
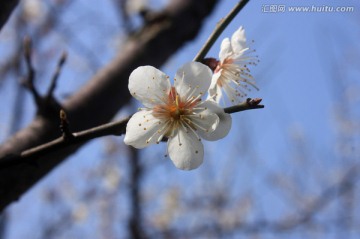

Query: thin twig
[22,36,41,105]
[0,98,263,168]
[193,0,250,62]
[46,51,67,100]
[224,98,264,114]
[21,38,65,118]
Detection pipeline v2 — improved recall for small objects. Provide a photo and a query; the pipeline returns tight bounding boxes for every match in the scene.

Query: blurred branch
[194,0,250,62]
[22,36,41,106]
[265,165,359,232]
[21,36,63,119]
[0,0,220,211]
[165,165,359,237]
[0,98,263,169]
[46,51,67,101]
[128,147,144,239]
[0,0,70,83]
[0,0,19,31]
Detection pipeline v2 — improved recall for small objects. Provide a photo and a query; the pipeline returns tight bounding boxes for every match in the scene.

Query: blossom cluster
[124,26,258,170]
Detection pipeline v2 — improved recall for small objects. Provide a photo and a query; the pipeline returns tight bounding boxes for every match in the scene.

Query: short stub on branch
[224,98,264,114]
[247,97,262,106]
[60,109,74,140]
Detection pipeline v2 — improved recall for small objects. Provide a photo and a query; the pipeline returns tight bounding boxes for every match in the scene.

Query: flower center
[152,87,194,121]
[144,86,205,145]
[214,58,236,87]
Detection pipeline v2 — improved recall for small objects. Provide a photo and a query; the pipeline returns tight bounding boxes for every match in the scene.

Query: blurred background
[0,0,359,238]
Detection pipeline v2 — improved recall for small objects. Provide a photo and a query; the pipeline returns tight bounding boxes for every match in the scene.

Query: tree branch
[21,36,63,120]
[0,0,19,31]
[0,98,263,169]
[0,0,219,212]
[157,165,359,237]
[46,51,67,101]
[224,98,264,114]
[22,37,41,106]
[194,0,250,62]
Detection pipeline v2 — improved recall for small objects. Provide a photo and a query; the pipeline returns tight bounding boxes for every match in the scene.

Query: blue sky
[1,0,360,238]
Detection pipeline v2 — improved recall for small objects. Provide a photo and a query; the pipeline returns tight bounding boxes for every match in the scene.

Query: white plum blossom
[124,62,232,170]
[208,26,259,104]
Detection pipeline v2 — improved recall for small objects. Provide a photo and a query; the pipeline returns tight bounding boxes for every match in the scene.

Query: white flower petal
[129,66,171,107]
[168,129,204,170]
[232,48,249,60]
[174,62,212,100]
[231,26,248,54]
[124,110,164,148]
[205,101,232,140]
[195,101,231,141]
[190,104,219,133]
[207,71,223,103]
[219,38,233,62]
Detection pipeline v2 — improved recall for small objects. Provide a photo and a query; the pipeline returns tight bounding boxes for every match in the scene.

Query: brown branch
[22,36,41,106]
[224,98,264,114]
[59,109,73,140]
[194,0,250,62]
[0,0,19,31]
[21,37,63,119]
[128,147,144,239]
[0,0,220,211]
[0,116,130,169]
[157,165,359,237]
[250,166,359,232]
[0,98,263,169]
[46,51,67,101]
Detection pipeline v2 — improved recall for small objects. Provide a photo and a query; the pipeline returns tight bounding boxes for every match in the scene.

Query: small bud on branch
[59,109,74,139]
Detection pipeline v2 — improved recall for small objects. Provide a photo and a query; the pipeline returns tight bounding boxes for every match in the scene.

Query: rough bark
[0,0,218,211]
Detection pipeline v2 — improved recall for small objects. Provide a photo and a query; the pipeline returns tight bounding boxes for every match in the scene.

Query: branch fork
[22,36,67,119]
